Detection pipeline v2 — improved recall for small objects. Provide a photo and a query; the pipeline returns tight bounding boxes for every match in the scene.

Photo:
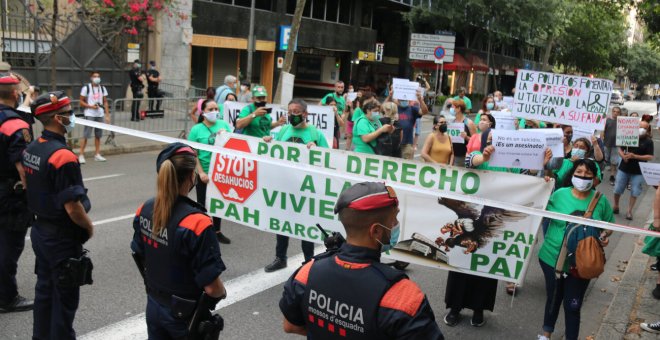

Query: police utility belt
[56,249,94,288]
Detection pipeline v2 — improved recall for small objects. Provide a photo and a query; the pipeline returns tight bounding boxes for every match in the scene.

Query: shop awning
[411,54,472,71]
[467,55,489,72]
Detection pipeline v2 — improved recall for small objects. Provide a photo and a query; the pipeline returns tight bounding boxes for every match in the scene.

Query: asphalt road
[1,100,658,339]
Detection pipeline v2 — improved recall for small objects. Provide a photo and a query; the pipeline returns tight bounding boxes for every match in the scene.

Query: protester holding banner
[188,99,233,244]
[467,113,495,155]
[279,182,444,339]
[449,99,476,166]
[603,107,623,185]
[235,85,286,138]
[352,101,394,155]
[474,96,497,128]
[537,158,614,340]
[264,99,329,273]
[420,115,453,165]
[613,121,654,220]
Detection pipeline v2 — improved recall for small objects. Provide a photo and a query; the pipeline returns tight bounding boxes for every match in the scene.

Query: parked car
[610,91,624,105]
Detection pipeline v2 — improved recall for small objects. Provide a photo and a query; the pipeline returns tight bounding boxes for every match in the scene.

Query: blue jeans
[540,259,590,340]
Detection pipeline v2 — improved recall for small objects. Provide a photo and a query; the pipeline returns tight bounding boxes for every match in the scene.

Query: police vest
[23,136,70,223]
[0,107,27,179]
[302,256,406,339]
[138,197,206,302]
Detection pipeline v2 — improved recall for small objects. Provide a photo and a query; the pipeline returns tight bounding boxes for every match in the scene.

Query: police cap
[31,91,71,116]
[156,142,196,172]
[334,182,398,214]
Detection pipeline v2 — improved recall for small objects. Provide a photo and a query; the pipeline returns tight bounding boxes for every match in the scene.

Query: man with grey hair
[263,98,329,273]
[214,75,237,104]
[453,87,472,113]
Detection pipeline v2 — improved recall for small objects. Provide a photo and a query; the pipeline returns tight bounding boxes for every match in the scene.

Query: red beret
[334,182,398,214]
[31,91,71,116]
[0,72,20,85]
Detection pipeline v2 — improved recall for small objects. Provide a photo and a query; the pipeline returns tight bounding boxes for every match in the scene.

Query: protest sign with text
[616,116,641,147]
[206,134,553,283]
[639,163,660,186]
[489,130,547,170]
[392,78,420,100]
[491,111,517,130]
[513,70,612,131]
[571,127,594,143]
[530,128,564,158]
[447,123,465,143]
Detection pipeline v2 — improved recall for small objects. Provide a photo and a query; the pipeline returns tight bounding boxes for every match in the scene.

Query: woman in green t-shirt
[351,100,393,154]
[187,99,233,244]
[537,158,614,340]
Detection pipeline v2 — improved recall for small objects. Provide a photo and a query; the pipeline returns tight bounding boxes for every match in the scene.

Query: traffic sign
[434,46,445,60]
[409,32,455,62]
[212,138,258,203]
[375,43,384,62]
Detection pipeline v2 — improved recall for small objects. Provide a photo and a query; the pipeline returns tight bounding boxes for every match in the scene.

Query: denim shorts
[613,170,645,197]
[603,146,620,167]
[83,116,104,139]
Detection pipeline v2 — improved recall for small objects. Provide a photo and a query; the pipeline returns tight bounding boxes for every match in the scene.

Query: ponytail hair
[152,154,197,236]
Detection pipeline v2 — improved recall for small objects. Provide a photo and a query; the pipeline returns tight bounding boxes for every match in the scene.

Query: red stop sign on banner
[211,138,258,203]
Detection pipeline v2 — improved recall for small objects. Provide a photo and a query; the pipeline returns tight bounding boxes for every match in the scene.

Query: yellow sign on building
[358,51,376,62]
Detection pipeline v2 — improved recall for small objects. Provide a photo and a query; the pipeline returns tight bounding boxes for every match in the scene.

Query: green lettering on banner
[210,198,224,214]
[382,160,398,181]
[282,221,293,234]
[226,203,241,220]
[506,244,521,258]
[346,155,361,174]
[309,149,322,167]
[493,242,506,254]
[470,253,489,271]
[294,223,306,237]
[301,175,316,193]
[489,258,511,278]
[419,166,436,188]
[325,178,339,197]
[244,207,259,225]
[439,168,458,191]
[269,217,321,240]
[271,144,285,160]
[515,260,524,278]
[400,163,416,185]
[319,199,334,220]
[257,142,268,155]
[270,218,280,231]
[307,224,320,240]
[263,189,277,207]
[461,172,480,194]
[364,158,379,178]
[287,146,300,163]
[290,194,307,213]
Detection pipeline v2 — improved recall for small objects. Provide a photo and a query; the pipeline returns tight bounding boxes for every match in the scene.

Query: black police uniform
[129,66,144,121]
[131,196,225,339]
[146,67,162,111]
[24,129,89,339]
[280,243,444,339]
[0,103,33,309]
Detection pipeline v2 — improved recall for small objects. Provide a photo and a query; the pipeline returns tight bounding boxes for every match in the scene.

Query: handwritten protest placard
[640,163,660,186]
[530,128,564,158]
[392,78,419,100]
[616,116,640,147]
[491,111,517,130]
[447,123,465,143]
[513,70,612,131]
[489,130,547,170]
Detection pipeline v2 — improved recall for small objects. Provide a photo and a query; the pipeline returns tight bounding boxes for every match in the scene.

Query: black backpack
[372,117,402,158]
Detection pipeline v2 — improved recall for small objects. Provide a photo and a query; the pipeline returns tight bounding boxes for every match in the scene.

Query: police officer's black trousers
[131,89,143,121]
[148,88,162,111]
[0,226,27,304]
[275,235,314,262]
[146,295,189,340]
[31,224,82,340]
[195,176,222,234]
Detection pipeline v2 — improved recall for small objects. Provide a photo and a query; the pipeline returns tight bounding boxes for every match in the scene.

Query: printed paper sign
[346,92,357,102]
[530,128,564,158]
[616,116,640,147]
[513,70,612,130]
[572,127,594,143]
[223,101,335,145]
[491,111,517,130]
[489,130,547,170]
[640,163,660,186]
[392,78,419,101]
[447,123,465,143]
[501,96,514,110]
[206,134,554,283]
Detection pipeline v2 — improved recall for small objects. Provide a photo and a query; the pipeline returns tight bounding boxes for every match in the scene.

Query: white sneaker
[537,335,550,340]
[641,321,660,333]
[94,154,106,162]
[78,155,86,164]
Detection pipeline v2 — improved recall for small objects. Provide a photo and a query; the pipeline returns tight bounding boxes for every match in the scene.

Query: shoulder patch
[135,203,144,217]
[48,149,78,169]
[293,259,315,286]
[0,118,29,137]
[379,278,424,317]
[179,213,212,236]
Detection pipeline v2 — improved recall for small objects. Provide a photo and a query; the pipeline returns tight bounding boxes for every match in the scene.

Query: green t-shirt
[188,120,233,173]
[275,124,329,148]
[553,158,603,185]
[238,103,273,138]
[518,118,547,129]
[453,95,472,111]
[321,92,346,115]
[538,188,615,269]
[351,107,365,122]
[352,116,382,154]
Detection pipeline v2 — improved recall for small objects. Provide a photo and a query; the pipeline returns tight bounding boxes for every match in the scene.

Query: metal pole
[434,62,439,94]
[439,61,444,95]
[246,0,256,83]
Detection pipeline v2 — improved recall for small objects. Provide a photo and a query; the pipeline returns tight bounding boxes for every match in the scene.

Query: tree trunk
[483,32,491,95]
[50,0,57,90]
[273,0,306,104]
[542,37,554,71]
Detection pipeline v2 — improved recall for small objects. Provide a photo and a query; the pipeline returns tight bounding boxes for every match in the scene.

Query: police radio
[316,224,345,253]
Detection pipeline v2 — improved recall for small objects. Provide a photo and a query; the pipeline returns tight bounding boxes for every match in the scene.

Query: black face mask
[438,124,448,133]
[288,114,304,127]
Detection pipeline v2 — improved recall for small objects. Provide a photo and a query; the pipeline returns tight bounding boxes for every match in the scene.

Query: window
[312,0,325,20]
[303,0,311,17]
[338,0,351,24]
[286,0,350,24]
[234,0,250,7]
[286,0,296,14]
[326,0,339,22]
[220,0,272,11]
[360,2,372,28]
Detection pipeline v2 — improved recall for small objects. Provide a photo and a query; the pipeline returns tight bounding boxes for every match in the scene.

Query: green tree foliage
[625,43,660,86]
[638,0,660,45]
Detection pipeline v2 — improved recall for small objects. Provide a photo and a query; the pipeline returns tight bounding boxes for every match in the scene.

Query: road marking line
[80,246,323,340]
[84,174,124,182]
[24,214,134,241]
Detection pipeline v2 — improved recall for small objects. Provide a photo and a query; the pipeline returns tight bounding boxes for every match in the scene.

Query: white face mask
[572,175,594,192]
[203,111,219,123]
[92,77,101,85]
[240,85,248,92]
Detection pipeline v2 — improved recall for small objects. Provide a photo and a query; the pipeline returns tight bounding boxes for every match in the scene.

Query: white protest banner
[501,96,514,110]
[392,78,419,100]
[530,128,564,158]
[513,70,612,131]
[223,101,335,145]
[571,127,594,143]
[640,163,660,186]
[616,116,640,147]
[206,133,553,283]
[491,111,517,130]
[489,130,546,170]
[447,123,465,143]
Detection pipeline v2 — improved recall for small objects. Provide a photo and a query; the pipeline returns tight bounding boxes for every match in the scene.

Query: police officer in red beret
[279,182,444,339]
[0,72,34,313]
[23,91,94,339]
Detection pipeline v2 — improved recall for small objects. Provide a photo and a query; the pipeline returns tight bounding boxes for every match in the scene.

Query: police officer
[0,73,34,313]
[131,143,227,339]
[24,91,94,339]
[129,59,145,121]
[146,60,162,111]
[279,182,444,339]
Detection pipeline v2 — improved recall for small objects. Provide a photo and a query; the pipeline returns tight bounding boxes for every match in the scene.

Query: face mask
[92,77,101,85]
[449,107,455,114]
[399,101,409,108]
[639,128,647,136]
[348,89,354,93]
[572,175,593,192]
[439,124,448,133]
[486,103,495,110]
[203,111,219,123]
[495,98,502,103]
[565,134,573,142]
[370,112,381,121]
[135,64,141,69]
[288,114,304,127]
[478,121,490,131]
[60,114,75,133]
[240,85,248,92]
[376,223,400,253]
[571,148,586,159]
